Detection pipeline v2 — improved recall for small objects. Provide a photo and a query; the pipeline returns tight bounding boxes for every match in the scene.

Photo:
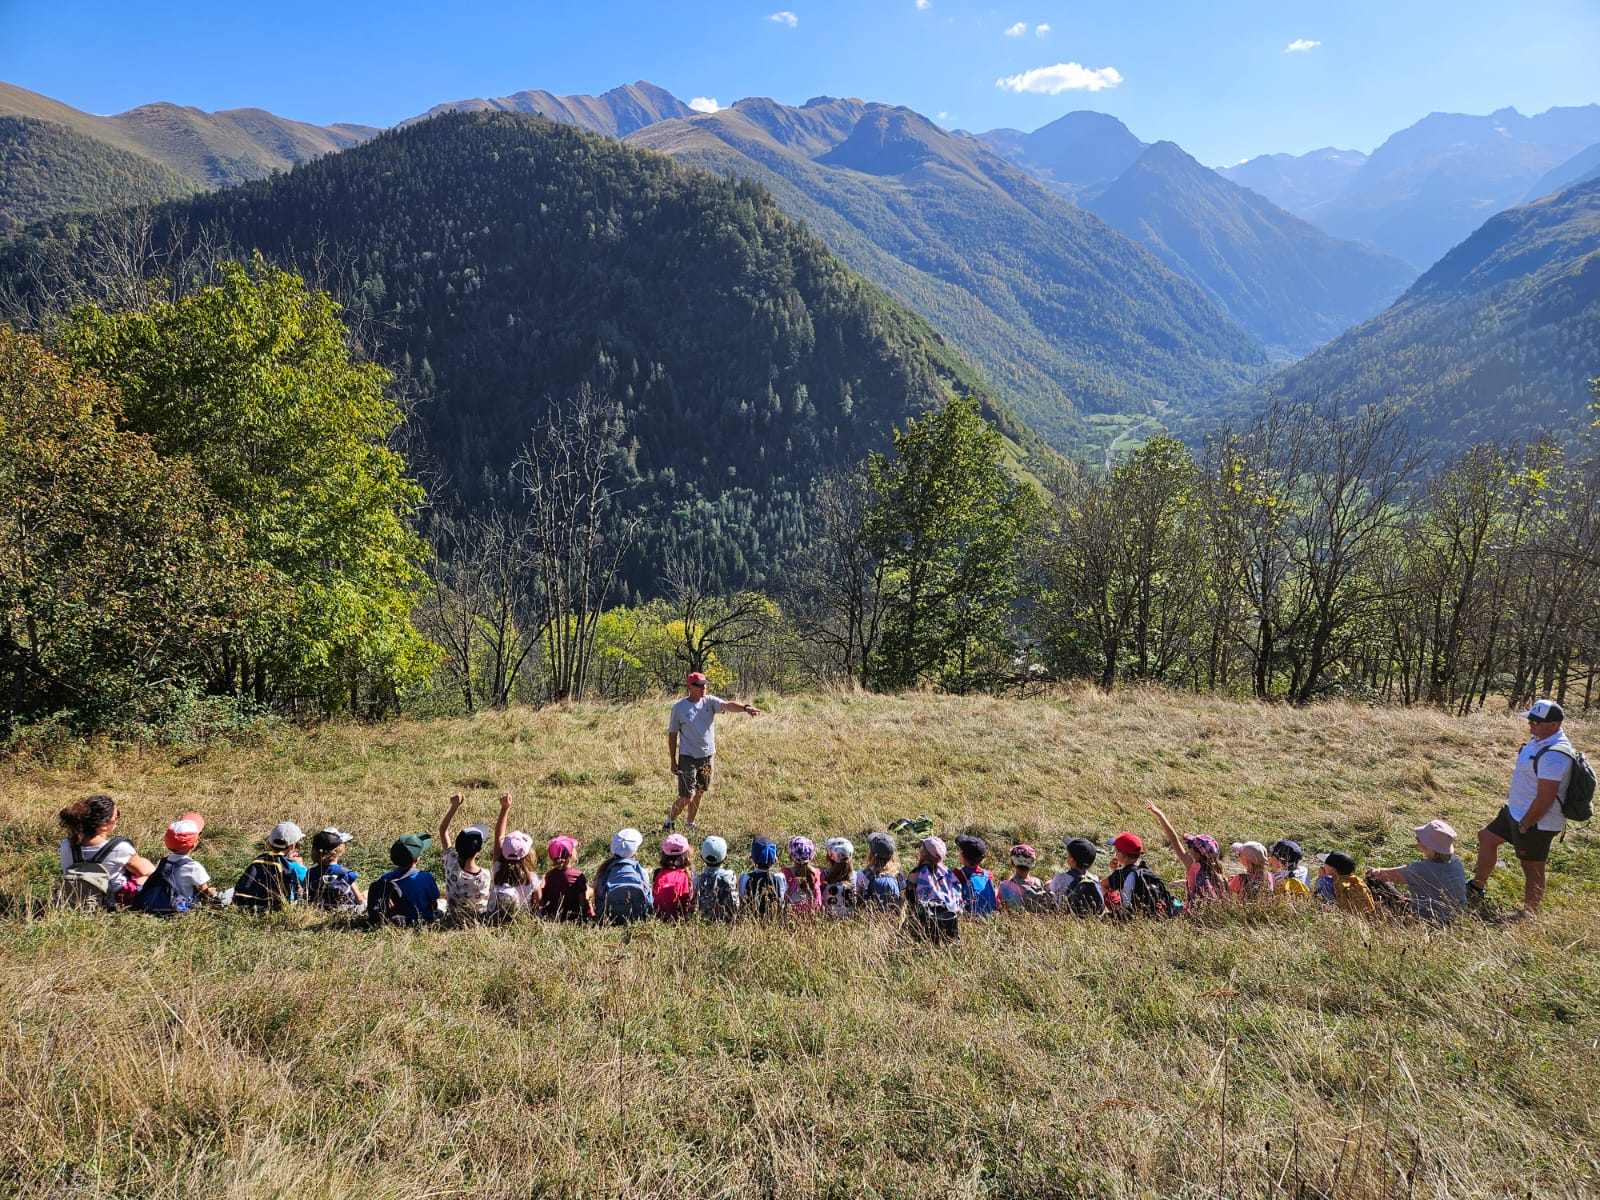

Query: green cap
[390,832,432,867]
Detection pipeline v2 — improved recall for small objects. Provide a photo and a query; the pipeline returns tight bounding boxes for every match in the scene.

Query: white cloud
[769,10,798,27]
[1285,38,1320,53]
[916,0,930,9]
[689,97,721,113]
[996,62,1124,94]
[1035,23,1050,36]
[1004,21,1028,36]
[937,111,949,120]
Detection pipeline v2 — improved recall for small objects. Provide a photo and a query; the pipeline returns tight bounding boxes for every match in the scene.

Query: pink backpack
[652,866,694,919]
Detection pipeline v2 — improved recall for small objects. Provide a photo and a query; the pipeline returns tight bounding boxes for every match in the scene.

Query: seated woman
[59,794,155,908]
[1366,819,1468,924]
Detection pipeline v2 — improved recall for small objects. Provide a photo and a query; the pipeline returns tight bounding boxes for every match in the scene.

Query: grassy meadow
[1,687,1597,1198]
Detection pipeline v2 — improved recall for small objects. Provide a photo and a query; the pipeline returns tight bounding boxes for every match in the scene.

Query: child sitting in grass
[306,828,364,909]
[1229,842,1276,900]
[437,794,491,917]
[367,834,440,926]
[1268,840,1311,897]
[135,813,218,914]
[540,836,592,922]
[1146,802,1223,909]
[954,834,998,918]
[487,794,540,918]
[1366,820,1468,924]
[821,837,857,918]
[1048,837,1106,917]
[694,836,740,921]
[782,836,823,916]
[1315,850,1376,915]
[906,836,965,942]
[740,836,789,918]
[652,833,695,920]
[854,832,904,915]
[996,844,1054,913]
[1103,832,1176,918]
[593,828,652,924]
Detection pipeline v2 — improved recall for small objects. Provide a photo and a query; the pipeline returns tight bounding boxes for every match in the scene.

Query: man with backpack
[1470,699,1594,918]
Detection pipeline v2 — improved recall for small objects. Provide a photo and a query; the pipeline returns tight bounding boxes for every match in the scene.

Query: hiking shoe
[1466,880,1487,907]
[685,821,701,833]
[662,818,675,833]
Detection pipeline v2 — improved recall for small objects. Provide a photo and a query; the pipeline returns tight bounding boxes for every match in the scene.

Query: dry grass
[1,687,1597,1198]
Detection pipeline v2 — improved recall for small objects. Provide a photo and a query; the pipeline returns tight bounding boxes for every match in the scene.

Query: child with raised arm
[1146,801,1223,909]
[540,836,592,922]
[438,794,491,918]
[487,793,540,918]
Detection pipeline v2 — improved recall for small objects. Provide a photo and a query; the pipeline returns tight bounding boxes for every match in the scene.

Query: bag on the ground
[598,858,651,924]
[744,868,783,919]
[58,837,133,910]
[367,875,421,927]
[233,852,298,911]
[696,868,739,922]
[132,856,189,916]
[1534,744,1595,822]
[306,864,361,909]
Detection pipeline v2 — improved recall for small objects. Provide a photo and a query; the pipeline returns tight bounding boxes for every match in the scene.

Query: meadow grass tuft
[1,687,1596,1197]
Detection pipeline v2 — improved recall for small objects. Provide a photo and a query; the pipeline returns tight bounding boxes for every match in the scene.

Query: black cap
[454,828,485,859]
[1318,850,1356,875]
[867,831,896,859]
[1269,839,1303,865]
[955,834,987,862]
[1064,837,1097,867]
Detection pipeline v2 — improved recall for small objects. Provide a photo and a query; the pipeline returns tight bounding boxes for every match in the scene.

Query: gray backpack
[696,867,739,922]
[599,858,651,925]
[59,838,132,909]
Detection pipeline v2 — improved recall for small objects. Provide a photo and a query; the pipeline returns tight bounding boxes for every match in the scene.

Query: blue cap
[751,836,778,868]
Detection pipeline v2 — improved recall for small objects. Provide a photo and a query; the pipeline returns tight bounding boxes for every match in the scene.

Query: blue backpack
[859,864,904,911]
[307,864,361,909]
[598,858,651,925]
[959,866,998,917]
[133,856,190,916]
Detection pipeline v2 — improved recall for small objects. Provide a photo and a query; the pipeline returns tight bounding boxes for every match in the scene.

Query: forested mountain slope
[0,115,195,233]
[1208,175,1600,452]
[0,111,1042,590]
[630,97,1267,448]
[0,81,378,190]
[1081,141,1416,357]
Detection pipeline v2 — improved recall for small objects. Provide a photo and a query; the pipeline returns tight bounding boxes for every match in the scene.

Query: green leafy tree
[0,326,250,731]
[58,258,434,711]
[864,396,1041,691]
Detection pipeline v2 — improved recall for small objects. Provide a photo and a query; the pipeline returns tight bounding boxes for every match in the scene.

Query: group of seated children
[56,791,1473,931]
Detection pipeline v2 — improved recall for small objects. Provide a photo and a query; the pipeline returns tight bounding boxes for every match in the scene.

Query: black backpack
[744,868,782,919]
[132,856,189,916]
[1533,744,1596,822]
[306,864,361,909]
[696,868,738,922]
[1113,864,1176,919]
[1060,870,1106,917]
[233,853,298,912]
[367,874,421,927]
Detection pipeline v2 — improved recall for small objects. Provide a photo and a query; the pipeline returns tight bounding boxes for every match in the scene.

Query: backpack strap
[86,836,132,864]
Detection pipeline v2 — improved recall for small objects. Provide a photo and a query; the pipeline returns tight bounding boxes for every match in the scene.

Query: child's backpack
[131,856,190,916]
[59,837,133,910]
[1112,864,1176,919]
[744,868,783,919]
[652,866,694,920]
[1061,871,1106,917]
[599,858,651,925]
[234,852,298,912]
[696,867,739,922]
[306,864,361,909]
[1533,744,1596,822]
[959,866,998,917]
[1012,876,1057,915]
[859,865,904,912]
[367,874,422,927]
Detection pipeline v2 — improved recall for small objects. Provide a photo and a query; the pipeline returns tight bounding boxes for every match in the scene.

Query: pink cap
[662,833,691,856]
[547,835,577,861]
[500,831,533,862]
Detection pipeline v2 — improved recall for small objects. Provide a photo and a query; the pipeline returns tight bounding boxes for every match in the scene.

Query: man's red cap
[685,672,708,686]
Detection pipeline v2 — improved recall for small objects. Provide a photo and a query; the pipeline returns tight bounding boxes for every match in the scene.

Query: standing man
[664,671,759,833]
[1470,698,1573,918]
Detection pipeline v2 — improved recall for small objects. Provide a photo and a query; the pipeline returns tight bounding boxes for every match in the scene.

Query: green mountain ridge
[1207,174,1600,454]
[628,96,1268,449]
[0,111,1049,590]
[0,115,197,233]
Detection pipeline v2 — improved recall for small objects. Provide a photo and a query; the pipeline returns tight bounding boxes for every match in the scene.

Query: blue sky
[3,0,1597,165]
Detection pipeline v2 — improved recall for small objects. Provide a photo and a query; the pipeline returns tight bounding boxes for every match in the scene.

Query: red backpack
[652,866,694,919]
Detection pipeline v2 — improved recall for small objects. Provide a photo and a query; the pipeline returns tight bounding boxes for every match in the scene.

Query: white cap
[267,821,304,849]
[611,827,644,857]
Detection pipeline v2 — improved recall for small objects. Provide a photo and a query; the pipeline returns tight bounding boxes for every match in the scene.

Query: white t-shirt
[667,695,734,759]
[488,878,539,916]
[60,838,137,892]
[442,848,492,913]
[161,854,211,903]
[1508,731,1573,831]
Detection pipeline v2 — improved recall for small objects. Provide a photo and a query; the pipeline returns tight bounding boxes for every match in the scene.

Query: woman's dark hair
[59,795,117,845]
[658,850,689,871]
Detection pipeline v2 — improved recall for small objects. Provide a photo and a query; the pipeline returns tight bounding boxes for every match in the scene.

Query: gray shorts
[677,755,713,799]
